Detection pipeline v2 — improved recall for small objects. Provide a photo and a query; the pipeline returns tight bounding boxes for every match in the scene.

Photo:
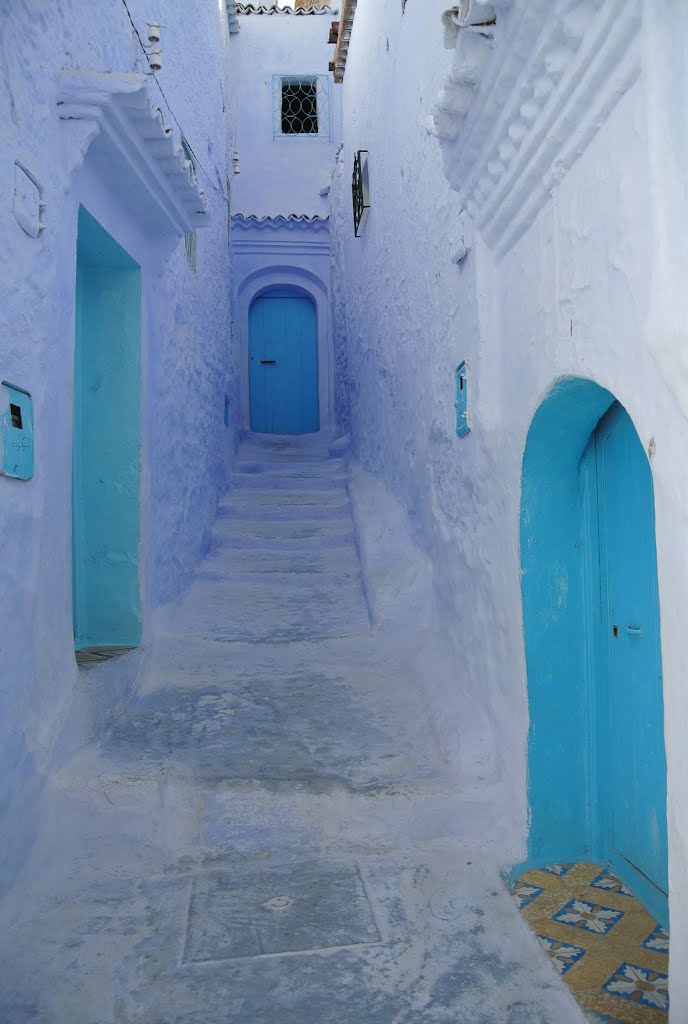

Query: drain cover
[183,861,380,963]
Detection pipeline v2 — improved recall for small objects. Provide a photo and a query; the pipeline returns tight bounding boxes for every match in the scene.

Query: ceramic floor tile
[642,925,669,955]
[552,897,624,937]
[602,963,668,1013]
[512,862,670,1024]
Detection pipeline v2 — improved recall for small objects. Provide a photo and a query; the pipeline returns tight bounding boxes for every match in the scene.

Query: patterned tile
[642,924,669,954]
[542,863,575,877]
[513,861,669,1023]
[602,962,669,1012]
[591,869,634,897]
[537,934,586,974]
[511,882,543,909]
[553,897,624,936]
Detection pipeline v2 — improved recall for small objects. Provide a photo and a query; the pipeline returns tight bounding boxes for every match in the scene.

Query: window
[273,75,330,139]
[352,150,370,237]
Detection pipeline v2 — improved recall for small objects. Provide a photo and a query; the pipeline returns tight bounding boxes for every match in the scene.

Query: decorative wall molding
[236,4,339,15]
[232,214,330,231]
[58,71,209,237]
[432,0,642,256]
[332,0,357,83]
[231,215,330,256]
[226,1,240,34]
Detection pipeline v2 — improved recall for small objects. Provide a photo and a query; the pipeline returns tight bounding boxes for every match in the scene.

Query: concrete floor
[0,436,586,1023]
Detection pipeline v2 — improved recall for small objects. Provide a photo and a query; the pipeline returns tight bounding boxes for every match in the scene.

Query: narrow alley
[2,0,688,1021]
[1,436,582,1022]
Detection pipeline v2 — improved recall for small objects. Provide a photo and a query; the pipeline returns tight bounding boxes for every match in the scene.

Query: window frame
[272,74,332,142]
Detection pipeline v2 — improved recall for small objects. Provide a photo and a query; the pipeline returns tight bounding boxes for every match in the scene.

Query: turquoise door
[595,402,668,917]
[73,208,142,651]
[249,295,319,434]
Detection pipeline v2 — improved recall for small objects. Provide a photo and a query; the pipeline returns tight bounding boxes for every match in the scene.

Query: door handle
[626,625,643,636]
[260,359,276,365]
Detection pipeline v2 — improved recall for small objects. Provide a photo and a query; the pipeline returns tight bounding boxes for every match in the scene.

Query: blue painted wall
[73,208,142,650]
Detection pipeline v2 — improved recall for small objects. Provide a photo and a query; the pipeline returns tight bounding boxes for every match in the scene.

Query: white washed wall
[0,0,237,893]
[230,9,340,217]
[331,1,688,1015]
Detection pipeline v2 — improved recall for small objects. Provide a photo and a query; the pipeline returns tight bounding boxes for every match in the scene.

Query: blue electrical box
[455,361,470,438]
[1,380,34,480]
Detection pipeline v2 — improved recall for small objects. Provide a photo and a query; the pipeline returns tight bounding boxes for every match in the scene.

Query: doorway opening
[520,377,668,928]
[248,288,319,434]
[73,207,142,659]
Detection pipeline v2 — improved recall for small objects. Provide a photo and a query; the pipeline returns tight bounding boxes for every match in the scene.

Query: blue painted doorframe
[249,293,319,434]
[73,207,142,651]
[595,402,668,917]
[520,378,668,927]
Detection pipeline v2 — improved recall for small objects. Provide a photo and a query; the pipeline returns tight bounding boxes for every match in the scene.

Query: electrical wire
[119,0,231,209]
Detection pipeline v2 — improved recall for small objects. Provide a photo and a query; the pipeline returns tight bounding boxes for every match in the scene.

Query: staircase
[0,435,587,1024]
[167,434,371,644]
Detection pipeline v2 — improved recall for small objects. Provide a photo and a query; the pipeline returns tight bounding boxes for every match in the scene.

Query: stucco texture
[0,0,238,894]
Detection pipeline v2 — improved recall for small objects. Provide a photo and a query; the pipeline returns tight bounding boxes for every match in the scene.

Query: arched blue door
[249,294,319,434]
[521,380,668,926]
[595,402,668,906]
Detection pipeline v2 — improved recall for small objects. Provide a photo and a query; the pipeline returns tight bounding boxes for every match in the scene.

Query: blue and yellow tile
[511,861,669,1023]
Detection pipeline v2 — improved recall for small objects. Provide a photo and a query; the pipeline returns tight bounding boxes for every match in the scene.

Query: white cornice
[237,4,339,15]
[433,0,642,256]
[231,214,330,254]
[232,214,330,231]
[58,71,210,237]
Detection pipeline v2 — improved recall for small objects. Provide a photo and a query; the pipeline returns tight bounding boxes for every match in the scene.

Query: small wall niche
[1,381,34,480]
[455,361,470,437]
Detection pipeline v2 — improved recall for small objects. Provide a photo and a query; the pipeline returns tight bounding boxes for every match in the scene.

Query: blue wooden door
[249,295,319,434]
[596,402,668,913]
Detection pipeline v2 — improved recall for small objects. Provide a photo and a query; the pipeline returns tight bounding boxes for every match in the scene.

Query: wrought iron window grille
[272,75,331,139]
[352,149,370,237]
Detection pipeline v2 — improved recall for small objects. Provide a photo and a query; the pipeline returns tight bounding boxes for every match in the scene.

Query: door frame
[73,206,142,652]
[236,268,334,435]
[589,402,668,923]
[248,289,320,434]
[519,376,668,926]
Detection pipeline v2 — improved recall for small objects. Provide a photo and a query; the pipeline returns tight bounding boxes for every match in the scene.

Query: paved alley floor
[0,436,586,1023]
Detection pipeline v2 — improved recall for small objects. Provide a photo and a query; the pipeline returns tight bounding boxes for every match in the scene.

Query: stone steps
[168,571,369,644]
[201,543,360,575]
[217,492,351,520]
[52,746,496,866]
[211,516,357,547]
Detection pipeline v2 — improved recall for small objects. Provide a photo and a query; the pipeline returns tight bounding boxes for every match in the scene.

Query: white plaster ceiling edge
[58,70,210,237]
[433,0,642,257]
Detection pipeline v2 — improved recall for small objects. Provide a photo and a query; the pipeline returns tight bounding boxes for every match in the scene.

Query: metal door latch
[260,359,276,365]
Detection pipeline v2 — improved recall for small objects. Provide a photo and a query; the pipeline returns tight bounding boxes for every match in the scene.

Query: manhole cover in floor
[183,861,381,963]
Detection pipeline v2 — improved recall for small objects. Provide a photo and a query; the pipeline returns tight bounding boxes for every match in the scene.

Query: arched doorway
[248,287,319,434]
[520,377,668,925]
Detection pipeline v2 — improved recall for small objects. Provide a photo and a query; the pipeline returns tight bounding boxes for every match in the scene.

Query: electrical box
[1,381,34,480]
[455,361,470,438]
